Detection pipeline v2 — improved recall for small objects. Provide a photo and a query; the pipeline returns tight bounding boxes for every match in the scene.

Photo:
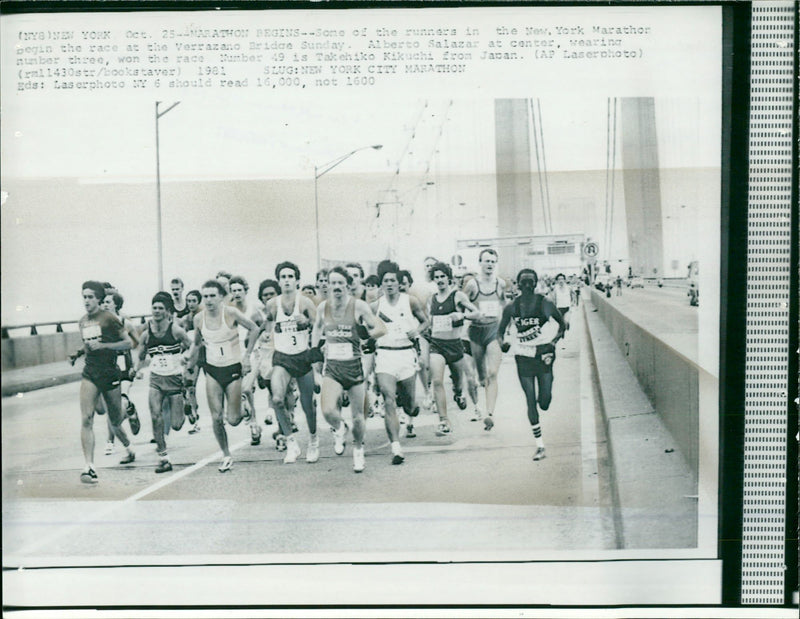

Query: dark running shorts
[430,338,464,366]
[468,322,500,349]
[82,364,121,393]
[514,344,556,376]
[273,349,315,378]
[150,373,183,396]
[324,358,364,391]
[203,362,243,390]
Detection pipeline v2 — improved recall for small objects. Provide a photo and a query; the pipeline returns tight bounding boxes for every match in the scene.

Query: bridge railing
[2,315,152,339]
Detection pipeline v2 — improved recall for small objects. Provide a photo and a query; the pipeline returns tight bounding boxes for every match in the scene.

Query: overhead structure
[494,99,533,236]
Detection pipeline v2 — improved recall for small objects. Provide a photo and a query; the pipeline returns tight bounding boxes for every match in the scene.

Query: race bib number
[152,354,181,374]
[479,301,501,318]
[81,324,102,341]
[432,315,453,334]
[327,342,354,361]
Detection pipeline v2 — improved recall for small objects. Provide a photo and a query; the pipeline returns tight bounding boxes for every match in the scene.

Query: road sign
[583,242,599,260]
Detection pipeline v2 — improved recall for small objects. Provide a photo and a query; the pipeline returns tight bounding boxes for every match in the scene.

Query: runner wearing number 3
[188,280,259,473]
[257,261,320,465]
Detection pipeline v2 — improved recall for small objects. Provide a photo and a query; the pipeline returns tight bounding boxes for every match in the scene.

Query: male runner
[99,291,141,454]
[498,268,564,461]
[181,289,203,434]
[313,266,385,472]
[427,263,482,436]
[346,263,379,414]
[76,281,136,483]
[134,292,192,473]
[463,248,508,430]
[551,273,573,342]
[188,280,258,472]
[229,275,262,446]
[313,268,330,307]
[247,279,284,429]
[170,277,190,320]
[371,260,429,464]
[258,262,319,464]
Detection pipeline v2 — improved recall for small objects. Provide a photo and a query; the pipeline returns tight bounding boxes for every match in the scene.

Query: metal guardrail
[1,315,152,339]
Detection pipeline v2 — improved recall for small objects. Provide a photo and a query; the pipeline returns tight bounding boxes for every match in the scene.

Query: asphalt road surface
[3,305,616,566]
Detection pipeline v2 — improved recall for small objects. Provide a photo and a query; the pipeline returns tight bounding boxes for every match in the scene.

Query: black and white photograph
[1,2,795,613]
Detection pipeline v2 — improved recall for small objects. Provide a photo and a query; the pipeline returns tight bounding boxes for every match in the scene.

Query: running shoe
[332,421,348,455]
[126,399,141,435]
[341,393,351,408]
[405,423,416,438]
[119,451,136,465]
[80,468,98,484]
[283,438,301,464]
[155,460,173,474]
[353,447,366,473]
[264,411,274,426]
[104,441,114,455]
[291,422,299,434]
[274,432,287,452]
[454,394,467,410]
[435,420,451,436]
[188,423,201,434]
[184,402,198,425]
[470,408,483,422]
[483,415,495,431]
[250,425,262,446]
[241,395,253,423]
[218,456,233,472]
[532,447,546,461]
[306,436,320,463]
[391,443,404,465]
[423,393,435,412]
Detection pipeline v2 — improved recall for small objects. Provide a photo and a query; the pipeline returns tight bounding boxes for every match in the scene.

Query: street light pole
[313,144,382,271]
[155,100,180,291]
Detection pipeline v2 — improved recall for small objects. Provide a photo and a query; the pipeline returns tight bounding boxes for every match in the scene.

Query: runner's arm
[454,291,481,321]
[355,299,386,340]
[497,304,514,349]
[408,295,429,339]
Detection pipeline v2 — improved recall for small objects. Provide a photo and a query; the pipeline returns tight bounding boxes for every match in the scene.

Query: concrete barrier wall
[591,290,699,480]
[1,333,83,371]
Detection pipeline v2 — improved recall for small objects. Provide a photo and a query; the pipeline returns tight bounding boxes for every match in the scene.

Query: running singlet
[147,320,183,376]
[201,307,242,367]
[376,293,416,348]
[322,299,362,362]
[510,295,560,358]
[430,290,464,340]
[174,304,190,319]
[553,285,572,309]
[472,280,503,325]
[273,295,310,355]
[80,310,124,367]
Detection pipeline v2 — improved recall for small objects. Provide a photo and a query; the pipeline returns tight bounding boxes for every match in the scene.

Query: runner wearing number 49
[134,292,193,474]
[497,268,564,462]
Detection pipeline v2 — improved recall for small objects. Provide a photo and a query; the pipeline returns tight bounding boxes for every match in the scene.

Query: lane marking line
[11,438,251,562]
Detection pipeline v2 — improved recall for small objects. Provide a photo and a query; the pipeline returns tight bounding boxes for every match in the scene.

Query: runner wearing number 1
[188,280,259,473]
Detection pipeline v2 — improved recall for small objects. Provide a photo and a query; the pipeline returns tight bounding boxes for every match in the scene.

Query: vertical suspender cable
[536,98,554,235]
[529,98,549,233]
[608,97,618,256]
[604,97,612,255]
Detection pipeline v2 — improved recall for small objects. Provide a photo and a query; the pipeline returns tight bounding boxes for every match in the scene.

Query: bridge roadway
[2,285,697,567]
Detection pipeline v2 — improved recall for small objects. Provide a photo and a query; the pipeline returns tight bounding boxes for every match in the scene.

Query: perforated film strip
[741,0,795,605]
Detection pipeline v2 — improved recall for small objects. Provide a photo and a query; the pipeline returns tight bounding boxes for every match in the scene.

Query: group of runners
[75,250,574,484]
